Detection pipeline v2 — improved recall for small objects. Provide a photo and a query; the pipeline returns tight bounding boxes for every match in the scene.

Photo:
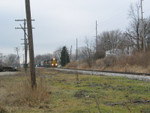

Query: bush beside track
[0,66,17,72]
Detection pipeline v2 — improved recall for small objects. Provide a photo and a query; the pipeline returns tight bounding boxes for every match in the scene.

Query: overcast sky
[0,0,150,60]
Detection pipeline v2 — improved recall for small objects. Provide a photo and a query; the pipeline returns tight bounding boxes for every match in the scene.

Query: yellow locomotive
[50,58,58,67]
[42,58,58,67]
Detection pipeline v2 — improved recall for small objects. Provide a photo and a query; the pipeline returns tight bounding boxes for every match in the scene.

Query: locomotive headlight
[56,63,58,66]
[52,64,54,66]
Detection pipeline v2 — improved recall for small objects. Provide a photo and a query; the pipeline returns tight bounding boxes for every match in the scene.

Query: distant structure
[106,48,133,57]
[0,53,2,66]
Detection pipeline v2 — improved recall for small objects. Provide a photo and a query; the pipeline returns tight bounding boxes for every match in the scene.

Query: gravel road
[55,68,150,81]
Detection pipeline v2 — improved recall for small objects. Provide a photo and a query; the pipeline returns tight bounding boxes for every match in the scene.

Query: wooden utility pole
[96,20,98,53]
[15,19,28,73]
[76,38,78,61]
[76,38,79,82]
[23,19,28,73]
[0,53,2,67]
[15,19,35,73]
[141,0,145,51]
[25,0,36,88]
[15,47,20,69]
[70,45,72,61]
[137,5,140,51]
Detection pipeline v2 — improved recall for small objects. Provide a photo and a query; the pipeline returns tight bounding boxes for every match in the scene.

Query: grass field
[0,68,150,113]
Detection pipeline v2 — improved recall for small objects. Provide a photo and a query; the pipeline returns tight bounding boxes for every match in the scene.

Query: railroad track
[0,72,18,76]
[54,68,150,81]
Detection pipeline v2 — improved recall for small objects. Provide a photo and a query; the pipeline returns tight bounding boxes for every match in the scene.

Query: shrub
[94,50,105,59]
[4,76,50,107]
[103,55,117,67]
[126,51,150,67]
[65,60,78,69]
[0,105,8,113]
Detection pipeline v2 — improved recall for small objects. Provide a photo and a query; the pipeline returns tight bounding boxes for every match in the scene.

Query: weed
[74,90,89,98]
[2,73,50,107]
[0,105,8,113]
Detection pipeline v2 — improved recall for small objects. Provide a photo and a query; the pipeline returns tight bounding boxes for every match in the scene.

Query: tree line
[2,3,150,68]
[74,3,150,67]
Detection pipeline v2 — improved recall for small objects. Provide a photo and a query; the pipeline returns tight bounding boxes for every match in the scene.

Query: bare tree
[97,30,132,56]
[144,18,150,47]
[53,47,62,63]
[125,3,141,51]
[126,3,150,51]
[81,38,94,67]
[98,30,123,51]
[3,54,18,67]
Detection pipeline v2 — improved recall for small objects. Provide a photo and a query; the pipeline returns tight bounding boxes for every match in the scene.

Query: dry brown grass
[66,60,90,69]
[0,105,8,113]
[78,61,90,69]
[65,60,78,69]
[103,65,149,73]
[1,73,50,108]
[101,52,150,73]
[111,51,150,73]
[67,51,150,73]
[128,52,150,67]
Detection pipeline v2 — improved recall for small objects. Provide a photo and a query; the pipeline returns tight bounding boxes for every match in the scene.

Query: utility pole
[15,47,20,69]
[0,53,2,67]
[70,45,72,61]
[141,0,145,51]
[96,20,98,53]
[25,0,36,88]
[15,19,35,73]
[76,38,78,61]
[76,38,79,83]
[137,4,140,51]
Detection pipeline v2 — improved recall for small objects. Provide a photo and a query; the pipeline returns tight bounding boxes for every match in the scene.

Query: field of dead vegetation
[0,68,150,113]
[66,51,150,73]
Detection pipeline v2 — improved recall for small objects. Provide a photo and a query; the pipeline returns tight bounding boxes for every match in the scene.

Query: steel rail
[54,68,150,81]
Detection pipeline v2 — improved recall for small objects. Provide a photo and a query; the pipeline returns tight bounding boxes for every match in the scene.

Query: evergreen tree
[60,46,70,66]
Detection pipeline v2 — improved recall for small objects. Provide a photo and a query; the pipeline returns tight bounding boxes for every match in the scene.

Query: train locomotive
[42,58,58,67]
[50,58,58,67]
